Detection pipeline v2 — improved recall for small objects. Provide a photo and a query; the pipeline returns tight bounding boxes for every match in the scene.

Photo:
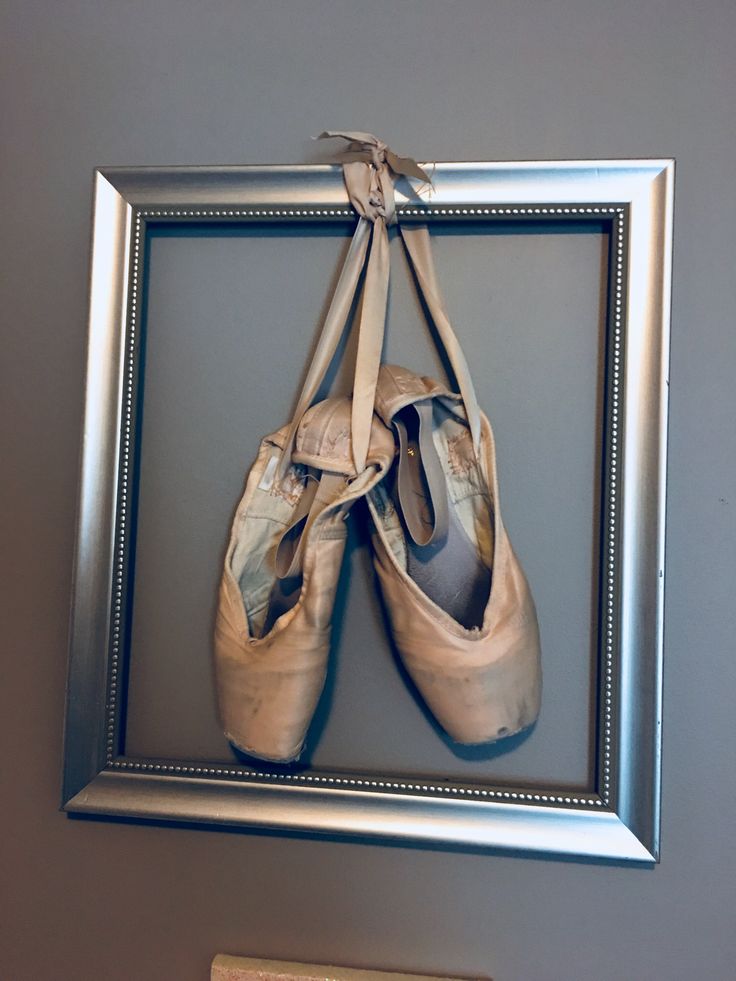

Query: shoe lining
[230,456,352,639]
[370,403,494,628]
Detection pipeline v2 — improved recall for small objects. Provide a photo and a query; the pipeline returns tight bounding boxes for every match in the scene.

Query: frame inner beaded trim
[106,204,626,808]
[108,759,604,808]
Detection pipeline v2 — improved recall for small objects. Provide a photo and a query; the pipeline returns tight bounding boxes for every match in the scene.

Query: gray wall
[2,2,734,979]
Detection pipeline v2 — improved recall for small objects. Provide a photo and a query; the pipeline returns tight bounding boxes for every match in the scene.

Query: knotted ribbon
[317,130,433,225]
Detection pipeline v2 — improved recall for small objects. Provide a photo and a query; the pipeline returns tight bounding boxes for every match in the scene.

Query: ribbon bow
[317,130,432,224]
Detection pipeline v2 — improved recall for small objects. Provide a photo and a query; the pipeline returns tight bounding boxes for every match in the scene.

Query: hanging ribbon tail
[384,149,433,186]
[351,218,390,472]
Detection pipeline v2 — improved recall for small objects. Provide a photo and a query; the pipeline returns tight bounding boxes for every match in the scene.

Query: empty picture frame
[62,158,674,862]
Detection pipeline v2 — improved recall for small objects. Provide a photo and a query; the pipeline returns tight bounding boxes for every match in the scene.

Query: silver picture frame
[62,159,674,862]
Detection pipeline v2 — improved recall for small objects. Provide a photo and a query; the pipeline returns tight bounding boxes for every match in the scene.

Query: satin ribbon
[279,131,480,480]
[277,219,371,482]
[316,131,436,471]
[398,224,482,455]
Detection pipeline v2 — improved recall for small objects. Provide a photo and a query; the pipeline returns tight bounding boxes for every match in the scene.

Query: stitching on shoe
[270,466,306,505]
[447,430,474,475]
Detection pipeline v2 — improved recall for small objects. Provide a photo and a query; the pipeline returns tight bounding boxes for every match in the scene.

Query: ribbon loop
[282,131,479,480]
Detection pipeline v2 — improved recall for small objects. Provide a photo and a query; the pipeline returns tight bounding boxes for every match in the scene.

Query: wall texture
[1,2,735,979]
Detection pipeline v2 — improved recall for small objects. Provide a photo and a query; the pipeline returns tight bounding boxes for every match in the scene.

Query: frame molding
[63,159,674,862]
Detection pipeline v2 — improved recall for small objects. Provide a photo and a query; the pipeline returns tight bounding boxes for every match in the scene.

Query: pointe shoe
[215,397,395,762]
[367,364,542,745]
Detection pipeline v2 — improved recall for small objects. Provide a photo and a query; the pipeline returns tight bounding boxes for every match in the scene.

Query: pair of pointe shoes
[214,364,542,763]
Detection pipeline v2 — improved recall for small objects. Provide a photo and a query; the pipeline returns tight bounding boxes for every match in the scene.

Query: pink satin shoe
[214,398,394,762]
[367,364,542,745]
